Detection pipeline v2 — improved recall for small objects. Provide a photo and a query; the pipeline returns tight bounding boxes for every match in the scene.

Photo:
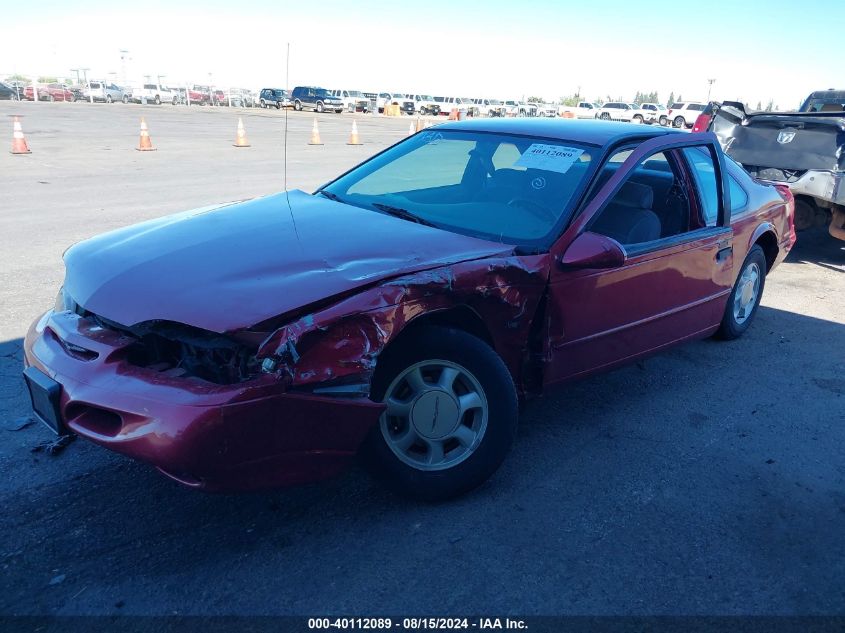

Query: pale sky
[1,0,840,109]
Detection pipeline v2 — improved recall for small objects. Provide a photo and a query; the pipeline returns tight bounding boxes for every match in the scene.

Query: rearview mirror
[559,232,626,269]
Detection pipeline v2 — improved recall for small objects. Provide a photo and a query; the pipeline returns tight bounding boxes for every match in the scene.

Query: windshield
[321,130,596,246]
[418,95,434,100]
[347,90,363,97]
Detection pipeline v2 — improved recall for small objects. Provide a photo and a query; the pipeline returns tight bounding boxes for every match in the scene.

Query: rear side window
[688,104,705,111]
[671,103,684,109]
[682,148,719,226]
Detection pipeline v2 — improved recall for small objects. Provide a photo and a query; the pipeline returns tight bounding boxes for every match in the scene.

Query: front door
[544,134,734,384]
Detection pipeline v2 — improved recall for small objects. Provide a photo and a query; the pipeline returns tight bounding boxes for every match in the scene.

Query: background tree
[667,91,674,107]
[526,96,544,103]
[756,100,762,110]
[37,76,58,83]
[765,99,774,111]
[6,73,30,84]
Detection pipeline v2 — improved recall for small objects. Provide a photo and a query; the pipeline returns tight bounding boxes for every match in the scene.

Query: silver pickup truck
[704,90,845,241]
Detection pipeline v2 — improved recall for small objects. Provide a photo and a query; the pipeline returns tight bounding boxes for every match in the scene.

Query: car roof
[433,118,682,146]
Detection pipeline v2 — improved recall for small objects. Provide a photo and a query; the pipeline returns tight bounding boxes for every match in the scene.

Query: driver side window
[587,150,693,246]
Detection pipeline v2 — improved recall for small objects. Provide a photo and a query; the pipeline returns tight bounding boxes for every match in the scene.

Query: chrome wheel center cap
[411,390,460,440]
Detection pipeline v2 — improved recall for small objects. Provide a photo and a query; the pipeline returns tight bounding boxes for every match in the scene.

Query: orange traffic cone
[233,118,250,147]
[10,117,31,155]
[347,120,362,145]
[136,118,155,151]
[561,111,575,119]
[308,118,323,145]
[448,108,459,121]
[408,122,414,136]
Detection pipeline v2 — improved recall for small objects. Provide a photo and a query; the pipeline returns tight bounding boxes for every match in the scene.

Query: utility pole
[706,78,716,102]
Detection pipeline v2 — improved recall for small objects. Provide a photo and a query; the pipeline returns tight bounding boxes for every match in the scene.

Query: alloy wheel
[380,360,488,471]
[733,261,761,325]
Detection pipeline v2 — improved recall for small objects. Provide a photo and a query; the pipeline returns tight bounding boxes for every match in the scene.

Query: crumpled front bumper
[23,310,384,491]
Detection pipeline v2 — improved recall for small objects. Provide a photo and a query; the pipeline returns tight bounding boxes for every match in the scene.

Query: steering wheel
[507,197,557,223]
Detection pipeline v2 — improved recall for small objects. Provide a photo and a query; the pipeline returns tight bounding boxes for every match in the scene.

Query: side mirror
[559,231,626,269]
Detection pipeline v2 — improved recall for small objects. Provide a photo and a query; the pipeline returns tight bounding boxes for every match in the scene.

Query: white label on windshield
[514,144,584,173]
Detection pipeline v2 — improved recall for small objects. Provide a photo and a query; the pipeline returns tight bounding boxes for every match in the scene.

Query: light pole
[706,78,716,102]
[120,49,129,87]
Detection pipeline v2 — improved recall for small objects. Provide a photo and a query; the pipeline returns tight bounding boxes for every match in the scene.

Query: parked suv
[258,88,288,109]
[130,83,177,105]
[639,102,668,125]
[83,81,127,103]
[0,82,19,100]
[595,102,636,122]
[667,102,706,128]
[290,86,344,113]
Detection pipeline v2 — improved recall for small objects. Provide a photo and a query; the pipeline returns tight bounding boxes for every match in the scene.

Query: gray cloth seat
[591,181,661,245]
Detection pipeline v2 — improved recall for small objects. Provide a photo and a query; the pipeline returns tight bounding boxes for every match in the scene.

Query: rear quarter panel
[730,179,794,273]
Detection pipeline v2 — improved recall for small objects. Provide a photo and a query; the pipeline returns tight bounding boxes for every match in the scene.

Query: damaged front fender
[256,255,550,395]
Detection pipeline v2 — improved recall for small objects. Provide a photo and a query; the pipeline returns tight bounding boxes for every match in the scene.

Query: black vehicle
[0,82,20,100]
[259,88,288,109]
[290,86,344,113]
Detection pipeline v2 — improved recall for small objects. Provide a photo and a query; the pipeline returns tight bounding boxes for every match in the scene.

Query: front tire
[294,100,302,111]
[717,245,766,340]
[659,115,667,126]
[154,95,161,105]
[362,326,518,501]
[316,101,324,113]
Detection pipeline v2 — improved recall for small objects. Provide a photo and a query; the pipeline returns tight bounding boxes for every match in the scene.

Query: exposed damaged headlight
[53,287,78,314]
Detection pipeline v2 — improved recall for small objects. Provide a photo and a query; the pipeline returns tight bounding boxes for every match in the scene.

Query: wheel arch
[751,228,778,273]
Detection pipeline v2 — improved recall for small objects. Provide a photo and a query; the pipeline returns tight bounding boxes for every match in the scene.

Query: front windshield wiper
[316,190,342,202]
[371,202,439,228]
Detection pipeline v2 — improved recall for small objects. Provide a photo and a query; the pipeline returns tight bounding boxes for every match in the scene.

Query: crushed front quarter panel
[256,255,551,394]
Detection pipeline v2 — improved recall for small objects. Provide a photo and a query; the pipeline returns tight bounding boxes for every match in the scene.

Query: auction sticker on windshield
[515,144,585,174]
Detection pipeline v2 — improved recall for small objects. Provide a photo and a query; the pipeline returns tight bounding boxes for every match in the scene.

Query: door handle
[716,246,733,262]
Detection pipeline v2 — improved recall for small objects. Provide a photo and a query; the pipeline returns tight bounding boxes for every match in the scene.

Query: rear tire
[362,326,518,501]
[793,199,816,232]
[717,245,767,340]
[154,95,161,105]
[673,115,685,128]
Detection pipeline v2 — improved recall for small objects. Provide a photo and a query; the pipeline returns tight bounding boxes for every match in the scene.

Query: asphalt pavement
[0,101,843,616]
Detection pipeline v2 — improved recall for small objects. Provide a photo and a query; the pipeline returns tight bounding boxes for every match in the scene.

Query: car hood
[63,190,513,333]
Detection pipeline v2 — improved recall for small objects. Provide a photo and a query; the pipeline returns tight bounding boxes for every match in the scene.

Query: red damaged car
[23,120,795,500]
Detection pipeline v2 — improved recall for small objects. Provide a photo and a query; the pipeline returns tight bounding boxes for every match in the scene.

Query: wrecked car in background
[23,119,795,501]
[699,90,845,241]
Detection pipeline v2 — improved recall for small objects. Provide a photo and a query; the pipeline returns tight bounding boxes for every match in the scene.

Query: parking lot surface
[1,102,843,615]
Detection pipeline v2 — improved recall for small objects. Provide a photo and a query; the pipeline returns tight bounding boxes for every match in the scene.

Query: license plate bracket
[23,366,65,435]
